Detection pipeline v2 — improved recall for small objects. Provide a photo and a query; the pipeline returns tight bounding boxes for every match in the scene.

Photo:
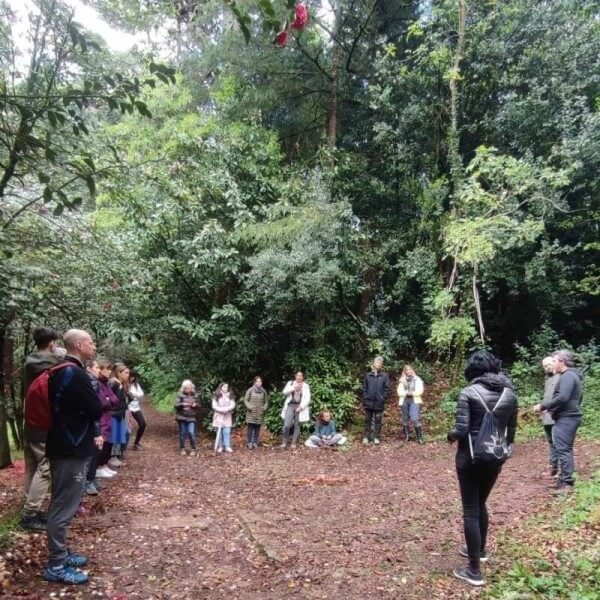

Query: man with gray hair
[540,357,559,478]
[362,356,390,445]
[534,350,583,495]
[43,329,102,585]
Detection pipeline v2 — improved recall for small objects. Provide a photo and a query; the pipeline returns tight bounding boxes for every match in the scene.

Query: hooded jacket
[97,376,121,439]
[541,368,582,420]
[448,373,518,455]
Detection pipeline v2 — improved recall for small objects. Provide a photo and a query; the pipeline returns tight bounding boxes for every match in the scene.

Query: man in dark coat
[362,356,390,445]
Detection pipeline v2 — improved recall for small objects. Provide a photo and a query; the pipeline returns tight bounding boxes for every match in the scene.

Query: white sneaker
[96,467,116,478]
[217,447,223,453]
[225,447,233,453]
[106,467,118,475]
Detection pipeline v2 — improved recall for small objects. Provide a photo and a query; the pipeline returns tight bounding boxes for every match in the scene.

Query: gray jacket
[541,368,582,420]
[541,373,559,425]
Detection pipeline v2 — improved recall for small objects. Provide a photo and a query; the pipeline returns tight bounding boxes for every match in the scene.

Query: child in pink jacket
[212,383,236,453]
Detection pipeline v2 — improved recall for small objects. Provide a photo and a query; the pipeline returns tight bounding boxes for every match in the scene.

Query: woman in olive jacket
[243,376,269,449]
[447,350,518,588]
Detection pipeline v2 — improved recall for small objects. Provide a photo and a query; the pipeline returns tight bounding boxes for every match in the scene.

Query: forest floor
[1,403,599,600]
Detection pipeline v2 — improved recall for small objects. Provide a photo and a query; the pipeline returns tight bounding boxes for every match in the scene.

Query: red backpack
[24,362,72,431]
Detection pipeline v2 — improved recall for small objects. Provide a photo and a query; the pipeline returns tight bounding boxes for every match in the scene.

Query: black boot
[402,426,410,442]
[416,427,424,445]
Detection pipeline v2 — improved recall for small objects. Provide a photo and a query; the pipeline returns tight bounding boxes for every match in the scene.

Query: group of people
[21,327,146,585]
[19,323,584,590]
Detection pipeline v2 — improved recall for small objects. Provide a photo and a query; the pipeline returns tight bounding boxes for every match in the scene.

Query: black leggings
[132,411,147,445]
[98,441,112,467]
[457,461,501,572]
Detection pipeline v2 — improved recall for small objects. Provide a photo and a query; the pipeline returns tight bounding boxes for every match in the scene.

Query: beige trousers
[23,438,51,516]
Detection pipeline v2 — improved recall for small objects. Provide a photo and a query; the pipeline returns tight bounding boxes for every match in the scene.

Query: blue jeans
[402,400,421,427]
[216,427,231,450]
[178,421,196,450]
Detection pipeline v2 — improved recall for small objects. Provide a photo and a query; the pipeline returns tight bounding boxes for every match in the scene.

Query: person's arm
[507,394,518,445]
[415,377,424,400]
[541,372,575,413]
[383,373,391,402]
[283,381,295,395]
[263,391,269,412]
[447,390,471,441]
[212,397,229,414]
[299,384,311,410]
[362,374,369,400]
[397,380,406,405]
[243,390,252,410]
[72,368,103,421]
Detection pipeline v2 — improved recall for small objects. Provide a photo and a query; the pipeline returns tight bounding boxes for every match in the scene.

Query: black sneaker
[453,567,485,587]
[21,514,47,532]
[458,546,488,562]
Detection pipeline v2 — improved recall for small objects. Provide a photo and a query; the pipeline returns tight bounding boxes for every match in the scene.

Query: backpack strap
[469,385,490,412]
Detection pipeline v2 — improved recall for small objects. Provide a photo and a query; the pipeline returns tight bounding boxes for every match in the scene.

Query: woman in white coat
[398,365,425,444]
[280,371,311,449]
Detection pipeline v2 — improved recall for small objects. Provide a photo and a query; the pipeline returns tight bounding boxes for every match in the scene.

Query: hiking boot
[453,567,484,587]
[180,449,187,456]
[21,514,46,532]
[362,437,369,445]
[543,466,559,478]
[402,426,410,442]
[43,565,89,585]
[550,484,574,496]
[373,438,381,445]
[65,553,88,568]
[85,481,99,496]
[416,427,424,445]
[458,546,488,562]
[108,457,123,468]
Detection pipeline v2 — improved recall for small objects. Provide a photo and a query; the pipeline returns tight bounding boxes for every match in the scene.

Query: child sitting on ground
[305,410,347,448]
[175,380,199,456]
[212,383,236,453]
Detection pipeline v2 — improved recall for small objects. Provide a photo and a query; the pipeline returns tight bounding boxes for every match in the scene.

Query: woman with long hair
[109,364,130,467]
[397,364,425,444]
[128,371,147,450]
[447,350,518,587]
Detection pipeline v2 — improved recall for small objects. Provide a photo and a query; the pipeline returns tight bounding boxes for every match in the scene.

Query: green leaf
[38,172,50,184]
[53,204,64,216]
[43,187,53,203]
[83,157,96,172]
[85,175,96,197]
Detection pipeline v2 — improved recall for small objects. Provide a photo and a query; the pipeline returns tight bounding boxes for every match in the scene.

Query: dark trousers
[247,423,261,445]
[457,460,501,572]
[47,458,89,567]
[86,448,99,482]
[132,411,147,446]
[552,416,581,486]
[543,424,559,468]
[363,409,383,440]
[98,441,111,467]
[282,405,301,444]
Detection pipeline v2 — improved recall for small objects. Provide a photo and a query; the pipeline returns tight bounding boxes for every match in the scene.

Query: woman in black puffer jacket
[447,350,518,588]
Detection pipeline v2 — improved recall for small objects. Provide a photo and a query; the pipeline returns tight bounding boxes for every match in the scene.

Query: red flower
[275,30,289,47]
[291,3,309,30]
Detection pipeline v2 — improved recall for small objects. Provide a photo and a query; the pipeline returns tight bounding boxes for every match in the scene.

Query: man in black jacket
[43,329,102,585]
[22,326,60,532]
[362,356,390,445]
[535,350,583,494]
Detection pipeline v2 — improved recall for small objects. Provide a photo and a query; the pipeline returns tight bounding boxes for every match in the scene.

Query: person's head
[464,350,501,382]
[180,379,195,395]
[253,376,263,388]
[98,359,112,380]
[373,356,384,371]
[402,365,415,378]
[63,329,96,362]
[542,356,554,375]
[294,371,304,384]
[552,350,575,374]
[129,371,139,385]
[86,360,100,378]
[32,326,59,352]
[113,364,130,386]
[319,410,332,423]
[220,383,230,394]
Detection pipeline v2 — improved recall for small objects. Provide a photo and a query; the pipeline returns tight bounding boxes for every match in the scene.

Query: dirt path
[3,404,599,599]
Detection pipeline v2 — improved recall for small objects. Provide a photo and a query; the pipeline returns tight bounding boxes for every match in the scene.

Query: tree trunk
[0,330,13,468]
[326,41,341,150]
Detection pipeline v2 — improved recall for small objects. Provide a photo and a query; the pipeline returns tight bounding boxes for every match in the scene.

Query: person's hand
[446,432,455,444]
[191,402,197,408]
[94,436,104,450]
[295,406,302,413]
[533,404,542,413]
